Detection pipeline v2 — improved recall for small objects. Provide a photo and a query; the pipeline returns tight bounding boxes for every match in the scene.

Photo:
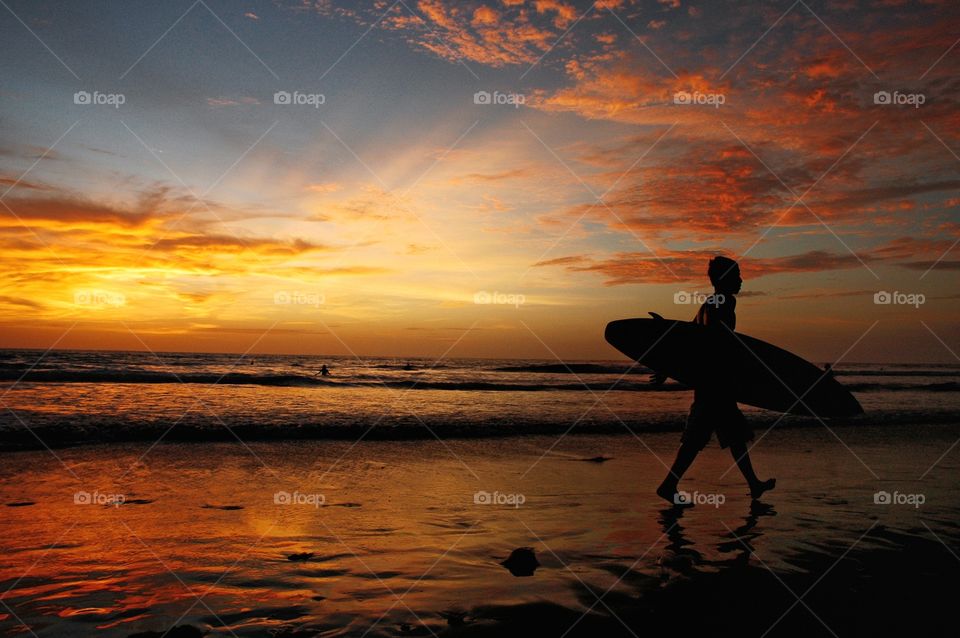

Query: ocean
[1,349,958,451]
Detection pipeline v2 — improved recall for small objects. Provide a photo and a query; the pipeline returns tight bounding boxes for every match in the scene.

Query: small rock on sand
[501,547,540,577]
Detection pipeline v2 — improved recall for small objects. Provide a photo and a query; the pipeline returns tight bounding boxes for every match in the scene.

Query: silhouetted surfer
[655,256,775,505]
[318,364,330,377]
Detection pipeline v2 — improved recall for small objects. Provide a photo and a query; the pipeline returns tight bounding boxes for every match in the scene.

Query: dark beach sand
[0,422,958,637]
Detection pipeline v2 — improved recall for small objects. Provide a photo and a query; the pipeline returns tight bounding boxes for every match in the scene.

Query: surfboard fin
[649,312,664,320]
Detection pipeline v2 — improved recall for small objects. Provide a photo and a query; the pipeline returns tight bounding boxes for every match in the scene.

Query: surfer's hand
[649,372,667,386]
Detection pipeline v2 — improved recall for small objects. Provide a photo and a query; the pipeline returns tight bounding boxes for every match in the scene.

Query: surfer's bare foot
[750,478,776,500]
[656,483,693,507]
[656,483,675,505]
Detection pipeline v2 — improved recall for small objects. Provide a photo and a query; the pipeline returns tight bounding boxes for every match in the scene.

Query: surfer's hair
[708,256,739,286]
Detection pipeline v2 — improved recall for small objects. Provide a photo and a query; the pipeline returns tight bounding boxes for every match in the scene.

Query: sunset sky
[1,0,958,362]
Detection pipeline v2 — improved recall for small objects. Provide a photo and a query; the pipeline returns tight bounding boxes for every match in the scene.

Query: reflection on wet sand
[0,425,957,636]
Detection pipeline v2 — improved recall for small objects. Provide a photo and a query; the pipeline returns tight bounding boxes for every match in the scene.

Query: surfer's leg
[729,441,759,484]
[729,442,776,499]
[658,404,710,505]
[656,442,700,505]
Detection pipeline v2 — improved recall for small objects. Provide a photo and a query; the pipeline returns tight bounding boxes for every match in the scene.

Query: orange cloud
[534,237,955,286]
[1,195,166,228]
[471,5,499,26]
[533,0,578,28]
[354,0,581,66]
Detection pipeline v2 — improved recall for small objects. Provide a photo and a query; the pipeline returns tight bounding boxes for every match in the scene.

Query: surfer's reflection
[656,506,702,579]
[657,500,776,578]
[717,501,777,567]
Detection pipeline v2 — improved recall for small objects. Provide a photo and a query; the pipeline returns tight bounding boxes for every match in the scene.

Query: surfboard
[605,316,863,417]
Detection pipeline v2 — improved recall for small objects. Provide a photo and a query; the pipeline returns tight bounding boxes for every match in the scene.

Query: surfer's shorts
[682,400,753,450]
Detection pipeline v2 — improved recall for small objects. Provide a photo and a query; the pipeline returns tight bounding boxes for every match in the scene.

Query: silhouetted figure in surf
[654,256,775,505]
[318,364,330,377]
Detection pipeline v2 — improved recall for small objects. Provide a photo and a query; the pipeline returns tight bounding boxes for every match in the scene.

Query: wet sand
[0,422,958,636]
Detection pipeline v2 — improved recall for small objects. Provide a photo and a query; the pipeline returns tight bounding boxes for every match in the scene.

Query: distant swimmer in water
[318,364,330,377]
[403,362,413,371]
